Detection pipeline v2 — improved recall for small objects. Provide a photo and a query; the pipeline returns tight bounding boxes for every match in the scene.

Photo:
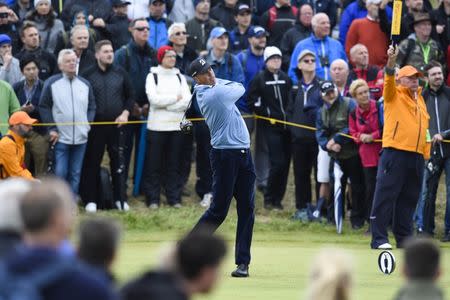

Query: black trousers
[194,121,213,198]
[363,166,377,222]
[334,155,366,227]
[262,124,291,206]
[292,139,318,209]
[192,148,255,265]
[123,122,142,182]
[142,130,184,205]
[371,148,424,248]
[80,125,126,204]
[180,132,194,186]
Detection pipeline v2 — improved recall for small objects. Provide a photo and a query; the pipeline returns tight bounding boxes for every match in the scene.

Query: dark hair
[129,17,147,28]
[78,217,121,268]
[20,178,72,233]
[94,39,112,52]
[20,21,38,37]
[0,2,8,9]
[424,60,443,75]
[176,230,227,280]
[404,238,440,280]
[26,5,56,29]
[19,54,40,71]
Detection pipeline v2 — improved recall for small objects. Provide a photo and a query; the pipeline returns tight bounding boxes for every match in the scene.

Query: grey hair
[0,179,33,233]
[330,58,349,71]
[168,22,186,37]
[70,24,89,39]
[57,49,76,65]
[311,13,329,28]
[349,43,368,59]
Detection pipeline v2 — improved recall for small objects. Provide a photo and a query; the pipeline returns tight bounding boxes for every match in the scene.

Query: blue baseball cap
[209,27,228,39]
[248,26,266,38]
[0,34,11,46]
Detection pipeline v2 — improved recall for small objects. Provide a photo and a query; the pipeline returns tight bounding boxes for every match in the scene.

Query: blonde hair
[349,79,369,98]
[306,249,353,300]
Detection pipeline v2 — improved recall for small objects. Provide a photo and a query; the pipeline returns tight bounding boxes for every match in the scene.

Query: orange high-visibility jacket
[0,130,33,179]
[381,68,430,158]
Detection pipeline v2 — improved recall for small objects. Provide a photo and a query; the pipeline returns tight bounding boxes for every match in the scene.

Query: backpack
[151,72,182,86]
[350,101,384,136]
[0,260,73,300]
[267,5,298,31]
[238,49,248,74]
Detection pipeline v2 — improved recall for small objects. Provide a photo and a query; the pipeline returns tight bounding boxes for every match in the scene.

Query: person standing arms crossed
[189,57,255,278]
[370,45,430,250]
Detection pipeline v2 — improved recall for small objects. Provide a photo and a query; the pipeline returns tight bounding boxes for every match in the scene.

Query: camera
[319,55,329,67]
[180,119,193,134]
[0,12,8,19]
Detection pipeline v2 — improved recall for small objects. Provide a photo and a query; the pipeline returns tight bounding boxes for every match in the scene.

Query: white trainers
[200,193,213,208]
[149,203,159,210]
[85,202,97,213]
[377,243,393,250]
[115,201,130,211]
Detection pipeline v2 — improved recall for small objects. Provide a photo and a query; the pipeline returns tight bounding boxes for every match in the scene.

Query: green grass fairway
[101,202,450,300]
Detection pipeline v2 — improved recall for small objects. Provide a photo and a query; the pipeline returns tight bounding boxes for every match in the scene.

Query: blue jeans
[419,157,450,235]
[415,169,427,230]
[54,142,87,195]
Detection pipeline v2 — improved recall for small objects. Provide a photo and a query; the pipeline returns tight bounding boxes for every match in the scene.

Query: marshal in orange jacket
[0,130,33,179]
[382,67,430,158]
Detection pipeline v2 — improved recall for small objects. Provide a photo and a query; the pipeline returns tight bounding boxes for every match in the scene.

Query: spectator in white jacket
[142,45,191,209]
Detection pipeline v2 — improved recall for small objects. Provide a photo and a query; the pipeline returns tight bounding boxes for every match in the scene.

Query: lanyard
[419,41,431,64]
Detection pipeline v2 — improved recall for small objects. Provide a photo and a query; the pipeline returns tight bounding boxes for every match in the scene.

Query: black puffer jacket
[81,64,134,121]
[423,84,450,158]
[247,68,292,124]
[15,47,57,81]
[280,22,312,71]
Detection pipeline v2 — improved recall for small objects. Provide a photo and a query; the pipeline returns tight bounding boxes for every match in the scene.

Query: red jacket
[349,100,382,167]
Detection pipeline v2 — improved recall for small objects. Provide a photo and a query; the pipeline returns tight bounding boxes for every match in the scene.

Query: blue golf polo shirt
[194,79,250,149]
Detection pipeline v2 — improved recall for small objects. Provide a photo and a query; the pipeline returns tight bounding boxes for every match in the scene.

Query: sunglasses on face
[302,59,315,63]
[134,27,149,31]
[174,31,187,36]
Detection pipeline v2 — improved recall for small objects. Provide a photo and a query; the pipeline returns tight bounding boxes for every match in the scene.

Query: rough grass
[90,156,450,300]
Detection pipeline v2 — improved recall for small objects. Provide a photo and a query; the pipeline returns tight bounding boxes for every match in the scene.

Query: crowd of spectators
[0,0,450,245]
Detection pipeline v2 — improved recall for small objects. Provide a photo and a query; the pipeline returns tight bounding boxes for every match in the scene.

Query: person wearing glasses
[287,50,324,221]
[115,17,157,186]
[142,45,191,209]
[167,23,197,76]
[348,79,383,234]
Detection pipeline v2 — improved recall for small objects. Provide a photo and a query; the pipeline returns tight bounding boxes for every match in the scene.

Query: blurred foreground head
[307,248,353,300]
[0,178,33,257]
[175,229,227,295]
[78,217,121,272]
[20,178,75,248]
[403,237,440,281]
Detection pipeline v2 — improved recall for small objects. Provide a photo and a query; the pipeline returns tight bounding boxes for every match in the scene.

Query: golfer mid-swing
[189,57,255,278]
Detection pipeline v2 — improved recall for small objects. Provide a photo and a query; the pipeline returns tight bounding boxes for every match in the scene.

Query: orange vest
[381,72,430,158]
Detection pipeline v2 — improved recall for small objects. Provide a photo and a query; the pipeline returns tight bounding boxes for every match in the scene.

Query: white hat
[34,0,51,7]
[366,0,382,5]
[263,46,282,62]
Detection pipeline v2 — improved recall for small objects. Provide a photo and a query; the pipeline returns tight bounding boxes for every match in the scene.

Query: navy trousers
[370,148,424,248]
[192,148,256,265]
